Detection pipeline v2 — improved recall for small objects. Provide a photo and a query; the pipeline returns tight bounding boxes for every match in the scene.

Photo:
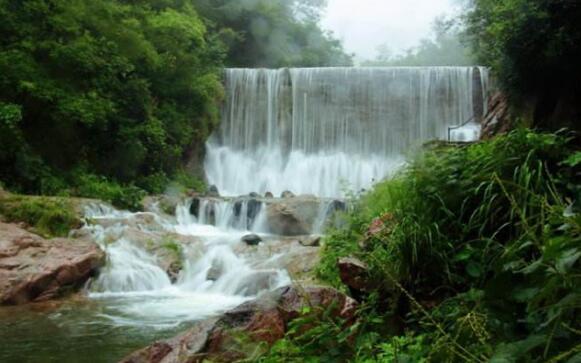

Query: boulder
[281,190,295,198]
[122,285,357,363]
[265,197,320,236]
[206,185,220,198]
[338,257,370,292]
[299,235,321,247]
[0,222,105,305]
[241,234,262,246]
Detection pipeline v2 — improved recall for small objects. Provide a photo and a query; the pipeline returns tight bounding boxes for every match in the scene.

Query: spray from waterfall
[205,67,489,197]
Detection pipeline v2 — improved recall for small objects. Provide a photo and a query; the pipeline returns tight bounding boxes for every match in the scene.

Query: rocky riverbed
[0,191,346,362]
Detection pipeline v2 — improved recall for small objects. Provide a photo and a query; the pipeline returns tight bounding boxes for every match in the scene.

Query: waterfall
[206,67,489,198]
[85,203,290,326]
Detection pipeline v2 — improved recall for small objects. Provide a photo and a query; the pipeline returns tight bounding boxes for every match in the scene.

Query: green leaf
[564,152,581,167]
[466,261,483,278]
[556,249,581,274]
[490,335,546,362]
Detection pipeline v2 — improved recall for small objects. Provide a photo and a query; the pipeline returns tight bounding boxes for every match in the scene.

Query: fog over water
[322,0,460,59]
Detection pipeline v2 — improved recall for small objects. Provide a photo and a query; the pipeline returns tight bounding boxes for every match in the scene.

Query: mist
[322,0,462,60]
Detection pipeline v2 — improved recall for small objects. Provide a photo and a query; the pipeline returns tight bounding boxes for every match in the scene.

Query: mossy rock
[0,195,82,238]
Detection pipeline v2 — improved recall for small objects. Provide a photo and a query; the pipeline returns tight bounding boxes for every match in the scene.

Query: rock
[121,318,219,363]
[122,285,357,363]
[267,203,318,236]
[299,235,321,247]
[241,234,262,246]
[142,195,180,216]
[0,222,105,305]
[264,192,274,198]
[206,185,220,197]
[338,257,370,292]
[481,91,512,139]
[233,237,320,284]
[189,197,200,217]
[248,192,260,198]
[358,212,395,250]
[281,190,295,198]
[233,198,262,225]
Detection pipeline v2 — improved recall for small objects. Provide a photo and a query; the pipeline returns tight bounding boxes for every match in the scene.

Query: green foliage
[0,0,224,195]
[71,172,146,211]
[0,0,349,199]
[464,0,581,126]
[311,130,581,362]
[257,304,358,362]
[192,0,353,68]
[0,196,79,237]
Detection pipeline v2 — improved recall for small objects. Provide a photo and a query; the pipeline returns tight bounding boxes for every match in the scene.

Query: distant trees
[464,0,581,127]
[193,0,353,67]
[363,17,475,67]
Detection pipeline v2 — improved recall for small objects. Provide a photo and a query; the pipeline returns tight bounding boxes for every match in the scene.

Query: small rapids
[84,201,292,328]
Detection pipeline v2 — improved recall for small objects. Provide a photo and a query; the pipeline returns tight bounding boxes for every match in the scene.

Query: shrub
[0,196,80,238]
[71,172,146,211]
[312,130,580,362]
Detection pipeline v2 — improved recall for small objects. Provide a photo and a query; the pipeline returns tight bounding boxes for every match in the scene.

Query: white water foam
[85,203,289,327]
[206,67,490,198]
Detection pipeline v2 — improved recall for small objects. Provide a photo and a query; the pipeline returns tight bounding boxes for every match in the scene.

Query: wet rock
[241,234,262,246]
[189,197,200,217]
[121,318,219,363]
[267,203,314,236]
[122,285,357,363]
[281,190,295,198]
[233,237,320,284]
[0,222,105,305]
[234,270,281,296]
[338,257,369,292]
[206,261,224,281]
[142,195,180,216]
[233,198,262,225]
[206,185,220,198]
[330,199,347,212]
[299,235,321,247]
[264,192,274,198]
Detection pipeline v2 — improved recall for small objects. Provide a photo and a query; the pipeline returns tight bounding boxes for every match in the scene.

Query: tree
[0,0,225,193]
[464,0,581,128]
[192,0,353,67]
[363,16,475,67]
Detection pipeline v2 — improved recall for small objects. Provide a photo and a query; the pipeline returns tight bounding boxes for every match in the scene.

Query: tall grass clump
[301,129,581,362]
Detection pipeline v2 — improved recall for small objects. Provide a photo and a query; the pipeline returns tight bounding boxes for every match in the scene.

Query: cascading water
[206,67,489,197]
[85,202,290,327]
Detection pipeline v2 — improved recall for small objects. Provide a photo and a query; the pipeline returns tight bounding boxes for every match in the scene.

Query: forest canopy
[0,0,351,202]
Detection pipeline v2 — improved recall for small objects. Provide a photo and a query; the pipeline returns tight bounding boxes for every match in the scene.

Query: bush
[71,172,146,211]
[308,130,581,362]
[0,196,80,238]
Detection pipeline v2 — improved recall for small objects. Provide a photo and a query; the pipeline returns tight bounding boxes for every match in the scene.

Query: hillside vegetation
[0,0,350,207]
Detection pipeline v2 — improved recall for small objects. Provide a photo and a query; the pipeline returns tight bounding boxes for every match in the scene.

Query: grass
[257,129,581,362]
[0,195,80,238]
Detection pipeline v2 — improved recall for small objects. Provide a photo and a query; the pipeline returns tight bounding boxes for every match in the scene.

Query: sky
[321,0,460,61]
